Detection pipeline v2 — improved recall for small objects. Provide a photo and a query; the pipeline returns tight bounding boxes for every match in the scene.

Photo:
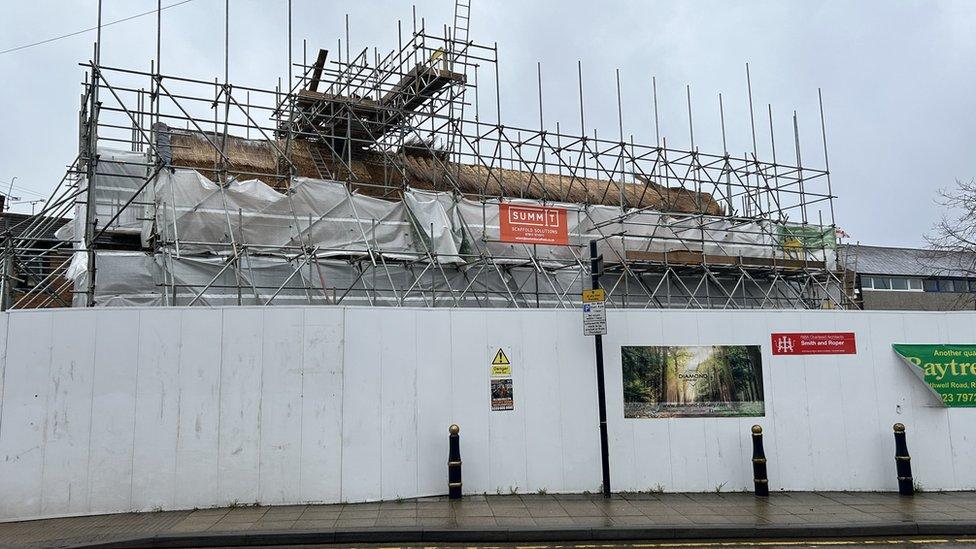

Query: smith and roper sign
[771,332,857,355]
[499,203,569,246]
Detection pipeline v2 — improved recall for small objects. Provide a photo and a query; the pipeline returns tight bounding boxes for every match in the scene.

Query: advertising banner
[622,345,765,418]
[892,344,976,407]
[499,203,569,246]
[772,332,856,355]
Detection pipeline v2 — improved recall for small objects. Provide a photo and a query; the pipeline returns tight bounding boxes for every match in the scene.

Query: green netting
[776,224,836,251]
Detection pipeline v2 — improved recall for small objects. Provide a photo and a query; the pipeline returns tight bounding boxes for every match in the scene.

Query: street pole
[589,239,611,498]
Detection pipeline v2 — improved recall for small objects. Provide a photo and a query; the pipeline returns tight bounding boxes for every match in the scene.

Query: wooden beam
[307,49,329,92]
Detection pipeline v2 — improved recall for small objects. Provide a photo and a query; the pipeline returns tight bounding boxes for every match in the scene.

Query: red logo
[499,203,569,246]
[771,332,857,355]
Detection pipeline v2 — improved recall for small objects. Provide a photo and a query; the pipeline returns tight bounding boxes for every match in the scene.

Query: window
[922,278,976,293]
[890,278,909,290]
[864,276,924,291]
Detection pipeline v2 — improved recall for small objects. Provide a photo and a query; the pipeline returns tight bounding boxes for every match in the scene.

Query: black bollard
[893,423,914,496]
[448,424,462,499]
[751,425,769,497]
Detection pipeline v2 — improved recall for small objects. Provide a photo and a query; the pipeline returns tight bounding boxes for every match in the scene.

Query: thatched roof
[166,129,724,215]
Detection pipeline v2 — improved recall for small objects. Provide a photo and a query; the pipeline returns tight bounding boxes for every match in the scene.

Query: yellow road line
[629,540,976,549]
[374,538,976,549]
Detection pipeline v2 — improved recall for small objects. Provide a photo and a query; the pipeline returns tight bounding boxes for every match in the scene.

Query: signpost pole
[589,240,611,499]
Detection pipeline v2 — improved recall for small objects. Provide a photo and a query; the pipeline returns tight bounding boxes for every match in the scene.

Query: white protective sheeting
[75,251,570,308]
[74,250,817,309]
[56,148,152,242]
[402,188,464,262]
[148,168,830,266]
[1,307,975,521]
[152,172,450,261]
[667,217,777,259]
[61,167,836,294]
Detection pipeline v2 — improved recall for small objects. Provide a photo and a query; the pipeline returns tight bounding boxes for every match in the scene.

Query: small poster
[622,345,765,418]
[491,378,514,411]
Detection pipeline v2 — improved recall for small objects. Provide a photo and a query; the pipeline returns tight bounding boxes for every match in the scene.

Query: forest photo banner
[622,345,765,418]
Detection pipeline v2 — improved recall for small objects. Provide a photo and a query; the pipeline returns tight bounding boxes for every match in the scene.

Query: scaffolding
[0,4,853,311]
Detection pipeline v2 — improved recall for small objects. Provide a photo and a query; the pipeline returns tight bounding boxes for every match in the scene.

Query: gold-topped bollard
[448,424,462,499]
[893,423,913,496]
[751,425,769,497]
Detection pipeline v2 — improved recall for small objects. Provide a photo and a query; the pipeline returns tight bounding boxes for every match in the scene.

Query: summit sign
[499,203,569,246]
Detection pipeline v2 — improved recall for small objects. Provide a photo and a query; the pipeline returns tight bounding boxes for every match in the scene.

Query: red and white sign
[499,203,569,246]
[771,332,857,355]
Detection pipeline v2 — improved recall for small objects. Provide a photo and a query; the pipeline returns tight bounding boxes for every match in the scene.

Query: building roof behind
[0,212,69,243]
[842,244,976,278]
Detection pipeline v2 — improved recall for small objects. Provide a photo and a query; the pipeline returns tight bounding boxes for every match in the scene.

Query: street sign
[582,289,605,302]
[499,203,569,246]
[582,288,607,336]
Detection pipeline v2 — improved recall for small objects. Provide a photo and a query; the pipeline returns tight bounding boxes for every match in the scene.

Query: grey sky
[1,1,974,247]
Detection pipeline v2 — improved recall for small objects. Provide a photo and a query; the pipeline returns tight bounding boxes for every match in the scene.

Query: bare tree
[926,178,976,276]
[930,178,976,252]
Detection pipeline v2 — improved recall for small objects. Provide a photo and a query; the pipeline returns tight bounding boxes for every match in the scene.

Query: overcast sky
[1,1,974,247]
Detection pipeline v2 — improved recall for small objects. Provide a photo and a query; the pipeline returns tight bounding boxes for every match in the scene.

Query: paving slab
[1,492,976,548]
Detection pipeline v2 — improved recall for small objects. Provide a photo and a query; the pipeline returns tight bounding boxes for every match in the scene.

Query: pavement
[1,492,976,548]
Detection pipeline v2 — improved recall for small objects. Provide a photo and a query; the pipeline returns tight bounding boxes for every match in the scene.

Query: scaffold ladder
[446,0,472,164]
[452,0,471,48]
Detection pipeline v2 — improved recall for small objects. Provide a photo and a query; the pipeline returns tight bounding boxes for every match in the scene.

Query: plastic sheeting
[153,172,449,262]
[76,250,827,309]
[75,251,587,308]
[64,166,838,306]
[149,169,831,266]
[56,148,152,242]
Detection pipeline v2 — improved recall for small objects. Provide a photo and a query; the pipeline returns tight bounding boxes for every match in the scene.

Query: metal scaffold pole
[3,2,846,312]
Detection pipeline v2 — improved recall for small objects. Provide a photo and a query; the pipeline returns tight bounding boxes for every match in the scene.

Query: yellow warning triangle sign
[491,348,511,366]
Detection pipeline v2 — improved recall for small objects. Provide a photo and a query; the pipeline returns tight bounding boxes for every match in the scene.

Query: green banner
[892,344,976,407]
[776,224,836,251]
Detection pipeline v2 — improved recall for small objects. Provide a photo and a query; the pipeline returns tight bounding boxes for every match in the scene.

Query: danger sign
[499,203,569,246]
[771,332,857,355]
[491,348,512,376]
